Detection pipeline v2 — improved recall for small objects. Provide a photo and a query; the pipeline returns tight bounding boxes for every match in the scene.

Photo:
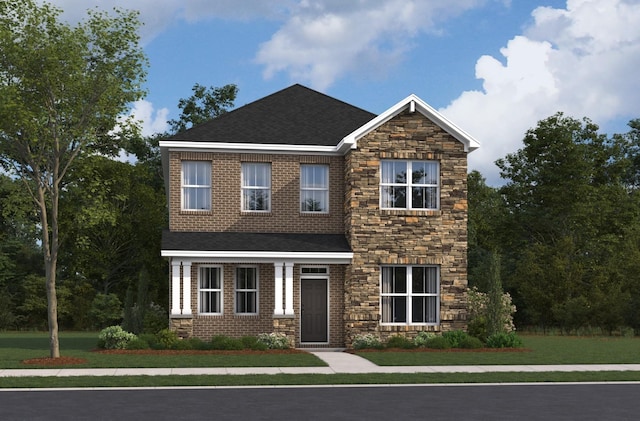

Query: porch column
[284,261,294,315]
[273,261,284,315]
[182,261,192,315]
[171,260,181,315]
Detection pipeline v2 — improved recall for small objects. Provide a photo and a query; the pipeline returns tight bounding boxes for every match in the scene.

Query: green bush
[385,335,415,349]
[425,336,452,349]
[97,325,137,350]
[352,333,383,350]
[486,332,523,348]
[442,330,469,348]
[154,328,179,350]
[210,335,244,350]
[125,337,150,350]
[257,332,291,349]
[143,302,168,334]
[468,316,488,342]
[414,331,437,347]
[241,335,268,351]
[458,335,484,349]
[185,337,209,350]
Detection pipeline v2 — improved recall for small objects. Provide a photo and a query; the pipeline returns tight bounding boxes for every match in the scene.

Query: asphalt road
[2,383,639,420]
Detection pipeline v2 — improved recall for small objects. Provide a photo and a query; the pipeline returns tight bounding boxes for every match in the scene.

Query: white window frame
[198,266,223,315]
[300,164,329,213]
[380,265,440,325]
[235,266,259,315]
[182,161,211,211]
[241,162,271,212]
[380,160,439,210]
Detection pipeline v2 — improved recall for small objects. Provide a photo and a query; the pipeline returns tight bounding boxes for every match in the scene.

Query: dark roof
[166,84,376,146]
[162,231,351,253]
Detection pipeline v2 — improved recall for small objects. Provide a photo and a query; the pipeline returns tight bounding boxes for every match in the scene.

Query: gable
[166,84,376,147]
[339,94,480,153]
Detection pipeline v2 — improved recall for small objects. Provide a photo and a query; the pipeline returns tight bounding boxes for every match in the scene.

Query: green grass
[0,332,325,369]
[2,372,640,389]
[356,335,640,366]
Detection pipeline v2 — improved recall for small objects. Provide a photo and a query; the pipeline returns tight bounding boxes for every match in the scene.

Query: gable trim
[338,94,481,153]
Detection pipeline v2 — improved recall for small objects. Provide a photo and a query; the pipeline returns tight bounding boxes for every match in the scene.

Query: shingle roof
[166,84,376,146]
[162,231,352,253]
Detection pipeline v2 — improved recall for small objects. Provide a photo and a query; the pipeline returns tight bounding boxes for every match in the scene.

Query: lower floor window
[381,265,439,324]
[199,266,222,314]
[236,267,258,314]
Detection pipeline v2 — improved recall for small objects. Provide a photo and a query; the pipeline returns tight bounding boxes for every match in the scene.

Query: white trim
[160,142,341,155]
[300,274,330,344]
[234,266,259,315]
[339,94,480,153]
[197,265,223,315]
[182,261,192,315]
[170,260,181,315]
[161,250,352,262]
[284,262,294,315]
[274,262,284,316]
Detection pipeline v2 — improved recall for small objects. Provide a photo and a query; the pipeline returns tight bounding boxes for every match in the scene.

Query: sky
[42,0,640,185]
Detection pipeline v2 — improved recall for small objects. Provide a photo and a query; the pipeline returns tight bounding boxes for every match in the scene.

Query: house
[160,84,480,347]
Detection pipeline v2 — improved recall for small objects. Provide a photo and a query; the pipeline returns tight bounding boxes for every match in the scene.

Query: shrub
[97,325,137,350]
[467,286,516,335]
[458,335,484,349]
[257,332,291,349]
[241,335,268,351]
[143,302,168,334]
[125,337,150,350]
[467,315,488,343]
[425,336,452,349]
[385,335,415,349]
[414,331,437,347]
[185,337,209,350]
[154,328,179,350]
[352,333,383,350]
[442,330,469,348]
[486,332,523,348]
[210,335,244,350]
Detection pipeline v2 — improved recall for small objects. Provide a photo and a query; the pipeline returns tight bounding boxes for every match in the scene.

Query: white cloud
[255,0,489,90]
[129,100,170,137]
[440,0,640,185]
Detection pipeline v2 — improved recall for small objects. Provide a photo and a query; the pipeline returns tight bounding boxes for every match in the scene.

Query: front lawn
[0,332,326,369]
[355,335,640,366]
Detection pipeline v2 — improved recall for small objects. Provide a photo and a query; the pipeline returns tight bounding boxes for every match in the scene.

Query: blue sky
[47,0,640,185]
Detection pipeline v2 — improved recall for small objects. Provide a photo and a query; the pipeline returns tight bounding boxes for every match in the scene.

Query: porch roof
[161,231,352,260]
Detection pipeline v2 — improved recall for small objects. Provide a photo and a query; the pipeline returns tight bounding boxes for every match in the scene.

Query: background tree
[168,83,237,134]
[0,0,147,357]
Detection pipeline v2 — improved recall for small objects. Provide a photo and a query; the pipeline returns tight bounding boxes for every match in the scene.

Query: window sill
[241,211,272,216]
[380,209,441,217]
[181,209,213,215]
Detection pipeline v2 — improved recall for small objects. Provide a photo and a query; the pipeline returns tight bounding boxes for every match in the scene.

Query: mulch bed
[22,357,89,366]
[349,347,531,353]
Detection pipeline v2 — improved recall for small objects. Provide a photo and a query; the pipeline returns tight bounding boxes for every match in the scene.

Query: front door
[301,279,328,343]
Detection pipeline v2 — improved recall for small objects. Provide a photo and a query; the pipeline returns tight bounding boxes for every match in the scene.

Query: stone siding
[344,110,468,344]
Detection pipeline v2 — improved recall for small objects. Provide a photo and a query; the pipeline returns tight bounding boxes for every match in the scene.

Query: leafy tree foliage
[0,0,147,356]
[468,113,640,333]
[168,83,237,134]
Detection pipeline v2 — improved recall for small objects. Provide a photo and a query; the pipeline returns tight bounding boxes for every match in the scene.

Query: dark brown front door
[301,279,328,343]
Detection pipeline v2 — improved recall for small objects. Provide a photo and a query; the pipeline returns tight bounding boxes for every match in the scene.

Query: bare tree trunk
[37,183,60,358]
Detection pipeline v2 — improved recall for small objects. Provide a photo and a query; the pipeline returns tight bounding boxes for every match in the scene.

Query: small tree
[0,0,147,357]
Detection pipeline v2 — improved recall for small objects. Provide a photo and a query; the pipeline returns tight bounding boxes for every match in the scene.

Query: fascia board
[158,141,341,155]
[161,250,353,262]
[340,94,480,153]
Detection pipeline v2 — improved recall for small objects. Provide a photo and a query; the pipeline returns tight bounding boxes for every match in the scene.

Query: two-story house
[160,84,479,348]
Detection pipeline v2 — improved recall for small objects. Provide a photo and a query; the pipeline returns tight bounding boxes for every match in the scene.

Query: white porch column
[284,261,294,315]
[182,261,192,315]
[274,261,284,315]
[171,260,181,315]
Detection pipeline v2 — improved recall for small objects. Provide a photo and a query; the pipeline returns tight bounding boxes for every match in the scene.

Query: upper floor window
[300,164,329,213]
[242,163,271,212]
[199,266,222,314]
[235,267,258,314]
[380,160,439,210]
[381,265,439,325]
[182,161,211,211]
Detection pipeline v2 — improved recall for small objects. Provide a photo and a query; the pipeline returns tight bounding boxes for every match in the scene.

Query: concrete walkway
[1,351,640,377]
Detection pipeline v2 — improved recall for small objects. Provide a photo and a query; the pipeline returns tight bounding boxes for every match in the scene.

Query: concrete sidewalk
[1,351,640,377]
